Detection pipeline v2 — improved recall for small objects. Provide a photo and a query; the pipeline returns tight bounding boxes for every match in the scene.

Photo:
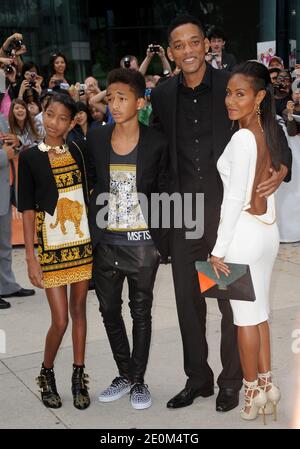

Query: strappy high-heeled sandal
[240,379,267,424]
[258,371,281,421]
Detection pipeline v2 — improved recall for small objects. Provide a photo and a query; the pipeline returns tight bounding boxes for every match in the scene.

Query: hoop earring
[256,105,264,133]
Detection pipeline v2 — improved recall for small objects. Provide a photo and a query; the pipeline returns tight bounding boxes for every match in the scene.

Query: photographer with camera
[269,67,281,85]
[18,62,43,101]
[273,70,293,116]
[0,33,29,116]
[0,64,14,118]
[120,55,140,71]
[139,44,172,76]
[205,27,236,71]
[0,33,27,74]
[120,45,172,78]
[282,83,300,136]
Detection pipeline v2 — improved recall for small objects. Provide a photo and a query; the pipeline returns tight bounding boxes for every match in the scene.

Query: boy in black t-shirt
[86,68,168,410]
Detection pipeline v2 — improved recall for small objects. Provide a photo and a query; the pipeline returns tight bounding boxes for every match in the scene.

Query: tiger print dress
[36,151,93,288]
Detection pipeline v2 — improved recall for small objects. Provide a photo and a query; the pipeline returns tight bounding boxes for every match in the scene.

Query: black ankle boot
[71,364,90,410]
[36,363,62,408]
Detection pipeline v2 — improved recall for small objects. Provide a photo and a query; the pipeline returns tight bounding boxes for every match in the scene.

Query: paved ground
[0,244,300,429]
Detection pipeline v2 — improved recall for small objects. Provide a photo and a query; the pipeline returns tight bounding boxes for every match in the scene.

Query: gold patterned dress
[36,152,93,288]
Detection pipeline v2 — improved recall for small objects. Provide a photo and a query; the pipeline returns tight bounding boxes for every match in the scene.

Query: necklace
[38,141,69,154]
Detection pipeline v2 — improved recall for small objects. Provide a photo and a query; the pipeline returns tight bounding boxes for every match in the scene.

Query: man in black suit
[151,15,291,412]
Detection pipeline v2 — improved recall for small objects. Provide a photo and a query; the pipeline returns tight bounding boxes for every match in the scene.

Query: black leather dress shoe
[0,297,11,309]
[2,288,35,298]
[167,386,214,409]
[216,388,239,412]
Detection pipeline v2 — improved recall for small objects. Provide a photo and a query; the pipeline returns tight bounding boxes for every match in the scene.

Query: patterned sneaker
[130,383,152,410]
[98,376,131,402]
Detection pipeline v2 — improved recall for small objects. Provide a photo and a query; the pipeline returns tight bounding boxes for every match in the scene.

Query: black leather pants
[93,243,160,384]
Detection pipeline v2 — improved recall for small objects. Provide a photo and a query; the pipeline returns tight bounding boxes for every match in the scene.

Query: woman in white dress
[210,61,281,422]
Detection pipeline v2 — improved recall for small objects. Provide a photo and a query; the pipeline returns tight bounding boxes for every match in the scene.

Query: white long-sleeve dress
[211,128,279,326]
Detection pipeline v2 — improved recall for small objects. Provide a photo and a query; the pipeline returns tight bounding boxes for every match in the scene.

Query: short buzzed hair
[167,14,205,43]
[107,68,146,99]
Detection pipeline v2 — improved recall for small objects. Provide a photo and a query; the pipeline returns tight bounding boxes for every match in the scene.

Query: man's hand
[256,164,288,197]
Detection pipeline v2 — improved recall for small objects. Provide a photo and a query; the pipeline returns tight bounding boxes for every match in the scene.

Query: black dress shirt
[176,64,217,194]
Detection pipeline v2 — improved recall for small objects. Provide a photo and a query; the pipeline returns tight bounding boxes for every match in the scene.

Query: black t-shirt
[102,145,153,246]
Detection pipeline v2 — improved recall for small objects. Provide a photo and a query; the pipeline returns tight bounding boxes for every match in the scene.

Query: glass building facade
[0,0,299,85]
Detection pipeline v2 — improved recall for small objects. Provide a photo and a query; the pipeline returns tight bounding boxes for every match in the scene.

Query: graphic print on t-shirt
[107,163,148,232]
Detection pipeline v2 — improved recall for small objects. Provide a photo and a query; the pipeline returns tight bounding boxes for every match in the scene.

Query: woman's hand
[5,65,17,83]
[0,57,14,65]
[146,45,155,59]
[158,45,166,58]
[27,256,44,289]
[1,133,21,148]
[2,143,15,160]
[209,255,231,279]
[32,83,42,96]
[18,79,29,98]
[286,100,295,116]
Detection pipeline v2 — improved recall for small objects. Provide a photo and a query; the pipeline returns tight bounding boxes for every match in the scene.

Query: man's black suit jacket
[86,122,169,259]
[151,66,292,197]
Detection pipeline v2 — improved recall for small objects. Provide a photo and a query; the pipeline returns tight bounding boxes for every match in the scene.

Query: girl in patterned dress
[18,93,92,410]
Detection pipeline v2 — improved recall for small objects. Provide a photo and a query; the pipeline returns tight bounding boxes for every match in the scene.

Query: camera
[123,56,131,68]
[60,83,70,90]
[79,83,86,95]
[28,72,36,88]
[53,79,64,87]
[4,64,14,74]
[273,83,286,94]
[13,38,23,51]
[5,38,23,56]
[149,45,160,53]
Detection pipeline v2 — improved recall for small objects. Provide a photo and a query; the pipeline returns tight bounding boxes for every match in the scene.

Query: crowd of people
[0,14,295,425]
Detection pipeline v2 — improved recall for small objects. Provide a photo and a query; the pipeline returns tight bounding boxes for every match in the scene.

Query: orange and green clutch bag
[195,261,256,301]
